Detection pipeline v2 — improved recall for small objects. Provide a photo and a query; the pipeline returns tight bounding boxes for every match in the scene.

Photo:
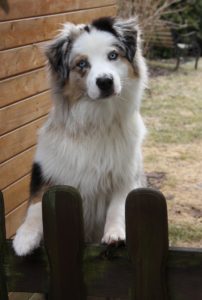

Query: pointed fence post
[0,191,9,300]
[42,186,86,300]
[126,188,169,300]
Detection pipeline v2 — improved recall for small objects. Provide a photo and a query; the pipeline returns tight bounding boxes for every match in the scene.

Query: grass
[143,62,202,144]
[142,58,202,247]
[169,223,202,247]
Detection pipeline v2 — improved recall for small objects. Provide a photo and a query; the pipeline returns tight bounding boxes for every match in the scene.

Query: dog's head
[45,17,141,102]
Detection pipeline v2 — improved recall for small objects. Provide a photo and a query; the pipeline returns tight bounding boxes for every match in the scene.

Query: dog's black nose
[96,77,113,91]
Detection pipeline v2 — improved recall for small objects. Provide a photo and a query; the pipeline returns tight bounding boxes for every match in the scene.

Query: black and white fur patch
[92,17,137,62]
[30,163,44,196]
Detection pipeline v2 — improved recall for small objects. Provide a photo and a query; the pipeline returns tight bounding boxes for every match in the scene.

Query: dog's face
[46,17,139,102]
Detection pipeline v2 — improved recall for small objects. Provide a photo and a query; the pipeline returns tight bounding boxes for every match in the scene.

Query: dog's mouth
[100,88,115,99]
[86,85,121,101]
[92,90,121,101]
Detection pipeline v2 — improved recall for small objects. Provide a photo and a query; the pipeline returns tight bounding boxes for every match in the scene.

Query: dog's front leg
[102,191,126,244]
[13,202,43,256]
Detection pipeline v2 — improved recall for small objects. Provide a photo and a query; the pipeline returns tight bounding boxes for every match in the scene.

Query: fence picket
[126,188,169,300]
[42,186,86,300]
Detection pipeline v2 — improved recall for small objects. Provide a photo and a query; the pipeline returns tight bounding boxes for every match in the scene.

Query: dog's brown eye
[77,59,88,69]
[108,51,118,61]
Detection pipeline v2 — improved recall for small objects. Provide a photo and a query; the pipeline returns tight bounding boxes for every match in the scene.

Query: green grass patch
[142,60,202,144]
[169,223,202,247]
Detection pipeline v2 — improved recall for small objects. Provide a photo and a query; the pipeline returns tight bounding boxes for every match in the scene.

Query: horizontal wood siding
[0,69,49,108]
[0,117,46,163]
[0,0,116,21]
[0,6,117,50]
[3,175,31,214]
[0,92,50,134]
[0,146,36,190]
[0,43,45,79]
[0,0,117,238]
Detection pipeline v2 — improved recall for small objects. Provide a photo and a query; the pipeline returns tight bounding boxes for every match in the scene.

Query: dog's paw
[101,226,125,245]
[13,224,42,256]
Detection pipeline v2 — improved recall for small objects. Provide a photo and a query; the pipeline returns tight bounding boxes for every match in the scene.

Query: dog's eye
[108,51,118,61]
[77,59,88,69]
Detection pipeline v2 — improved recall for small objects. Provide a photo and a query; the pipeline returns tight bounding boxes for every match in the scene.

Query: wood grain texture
[3,174,31,214]
[126,188,169,300]
[0,68,49,108]
[0,43,45,80]
[167,248,202,299]
[8,293,37,300]
[42,186,85,300]
[29,294,45,300]
[0,91,50,134]
[0,147,35,190]
[0,116,46,163]
[0,0,116,21]
[0,6,117,50]
[8,293,45,300]
[5,200,29,238]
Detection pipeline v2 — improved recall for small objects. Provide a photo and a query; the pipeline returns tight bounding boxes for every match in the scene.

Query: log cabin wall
[0,0,117,238]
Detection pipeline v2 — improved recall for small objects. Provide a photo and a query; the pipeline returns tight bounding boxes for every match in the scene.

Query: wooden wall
[0,0,117,238]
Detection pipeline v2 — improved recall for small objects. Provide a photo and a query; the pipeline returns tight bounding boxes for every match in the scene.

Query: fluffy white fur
[13,18,148,256]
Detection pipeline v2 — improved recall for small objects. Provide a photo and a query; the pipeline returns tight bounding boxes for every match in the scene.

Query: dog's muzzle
[96,76,114,98]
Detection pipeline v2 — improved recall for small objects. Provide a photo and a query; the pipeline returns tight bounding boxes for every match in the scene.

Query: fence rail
[0,187,202,300]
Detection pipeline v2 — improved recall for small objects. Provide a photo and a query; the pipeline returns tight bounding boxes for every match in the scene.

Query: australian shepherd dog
[13,17,148,256]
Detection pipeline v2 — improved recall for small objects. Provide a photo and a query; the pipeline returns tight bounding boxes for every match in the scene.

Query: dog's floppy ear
[114,18,138,62]
[45,23,83,81]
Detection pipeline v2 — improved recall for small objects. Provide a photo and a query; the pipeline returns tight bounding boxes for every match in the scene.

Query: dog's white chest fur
[35,103,145,241]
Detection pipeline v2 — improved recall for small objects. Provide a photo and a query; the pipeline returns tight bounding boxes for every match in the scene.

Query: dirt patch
[149,65,174,77]
[143,141,202,247]
[146,171,166,189]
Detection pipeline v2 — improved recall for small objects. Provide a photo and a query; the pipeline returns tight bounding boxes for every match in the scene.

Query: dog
[13,16,148,256]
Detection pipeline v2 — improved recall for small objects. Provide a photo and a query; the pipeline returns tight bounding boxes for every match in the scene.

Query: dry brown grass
[142,59,202,247]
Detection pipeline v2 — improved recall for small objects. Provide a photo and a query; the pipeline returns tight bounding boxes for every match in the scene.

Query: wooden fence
[0,186,202,300]
[0,0,117,239]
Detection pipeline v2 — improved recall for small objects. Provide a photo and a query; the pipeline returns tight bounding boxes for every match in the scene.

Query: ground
[142,58,202,247]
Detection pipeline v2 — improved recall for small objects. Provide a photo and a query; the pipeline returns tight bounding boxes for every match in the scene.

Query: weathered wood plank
[167,248,202,299]
[4,241,49,293]
[126,188,169,300]
[0,117,46,163]
[0,0,116,21]
[0,6,117,50]
[0,43,45,80]
[42,186,86,300]
[0,69,49,108]
[29,294,45,300]
[3,241,202,298]
[0,91,50,134]
[0,147,35,190]
[3,174,31,214]
[5,201,29,238]
[8,292,33,300]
